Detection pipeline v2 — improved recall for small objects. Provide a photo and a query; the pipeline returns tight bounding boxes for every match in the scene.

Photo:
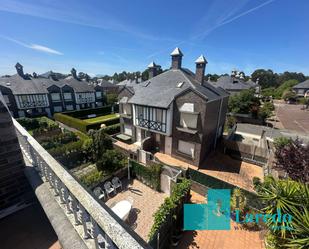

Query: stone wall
[0,100,33,214]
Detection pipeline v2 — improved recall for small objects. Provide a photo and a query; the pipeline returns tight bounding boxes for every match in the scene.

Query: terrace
[104,179,167,241]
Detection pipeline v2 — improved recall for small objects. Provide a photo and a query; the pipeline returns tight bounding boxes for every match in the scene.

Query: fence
[187,167,263,210]
[223,139,268,166]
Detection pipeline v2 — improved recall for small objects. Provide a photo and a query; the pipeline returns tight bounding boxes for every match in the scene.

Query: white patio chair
[112,177,122,191]
[104,181,115,197]
[93,187,105,200]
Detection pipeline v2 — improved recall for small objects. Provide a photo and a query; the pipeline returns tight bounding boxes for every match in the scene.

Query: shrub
[106,94,118,105]
[130,161,162,191]
[230,188,247,216]
[96,149,126,173]
[48,140,84,157]
[90,129,113,162]
[148,178,191,240]
[226,116,236,128]
[79,170,106,188]
[103,123,120,135]
[258,102,275,120]
[273,137,292,150]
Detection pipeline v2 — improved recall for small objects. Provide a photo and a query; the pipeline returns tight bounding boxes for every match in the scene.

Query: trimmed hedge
[130,160,162,191]
[62,104,119,118]
[54,113,120,133]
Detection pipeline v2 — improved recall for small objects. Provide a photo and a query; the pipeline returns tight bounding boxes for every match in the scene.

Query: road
[274,102,309,134]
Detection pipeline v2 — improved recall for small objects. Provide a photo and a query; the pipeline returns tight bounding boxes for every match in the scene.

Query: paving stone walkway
[177,191,266,249]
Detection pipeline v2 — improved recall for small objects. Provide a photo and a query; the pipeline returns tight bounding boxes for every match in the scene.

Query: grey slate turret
[171,47,183,69]
[195,55,207,85]
[148,61,157,79]
[15,63,24,77]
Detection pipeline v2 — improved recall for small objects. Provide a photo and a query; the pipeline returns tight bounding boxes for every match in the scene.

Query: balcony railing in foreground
[13,119,149,249]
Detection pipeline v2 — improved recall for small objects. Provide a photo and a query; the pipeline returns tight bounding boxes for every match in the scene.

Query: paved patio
[104,179,167,241]
[113,140,139,153]
[155,152,264,192]
[177,191,265,249]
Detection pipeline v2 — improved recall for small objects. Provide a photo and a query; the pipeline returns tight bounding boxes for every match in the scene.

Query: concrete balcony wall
[13,116,150,249]
[0,100,33,218]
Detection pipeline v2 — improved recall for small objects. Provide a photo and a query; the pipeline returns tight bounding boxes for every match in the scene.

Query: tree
[228,89,260,115]
[276,71,306,86]
[274,138,309,183]
[96,149,126,172]
[261,87,275,98]
[251,69,278,89]
[106,93,118,105]
[256,176,309,248]
[274,79,298,99]
[90,129,113,162]
[258,102,274,120]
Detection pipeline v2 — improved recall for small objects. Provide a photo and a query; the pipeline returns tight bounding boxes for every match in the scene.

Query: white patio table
[111,200,132,220]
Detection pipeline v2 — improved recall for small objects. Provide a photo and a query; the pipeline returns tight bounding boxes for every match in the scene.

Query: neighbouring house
[209,70,260,95]
[292,79,309,97]
[0,63,104,118]
[118,77,143,88]
[117,48,229,167]
[96,78,119,94]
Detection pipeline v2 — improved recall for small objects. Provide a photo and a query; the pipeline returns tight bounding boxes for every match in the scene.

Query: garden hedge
[54,113,120,133]
[130,160,162,191]
[62,104,119,118]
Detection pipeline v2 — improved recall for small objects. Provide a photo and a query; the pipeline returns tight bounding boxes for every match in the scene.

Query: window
[51,93,61,102]
[96,91,102,98]
[63,92,72,100]
[54,106,62,113]
[3,95,10,104]
[124,124,132,136]
[180,113,198,129]
[178,140,195,158]
[66,105,73,111]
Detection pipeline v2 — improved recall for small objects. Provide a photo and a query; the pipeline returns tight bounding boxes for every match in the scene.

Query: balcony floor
[0,202,60,249]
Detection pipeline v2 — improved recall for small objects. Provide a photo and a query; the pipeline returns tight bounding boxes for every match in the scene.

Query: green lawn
[84,113,119,124]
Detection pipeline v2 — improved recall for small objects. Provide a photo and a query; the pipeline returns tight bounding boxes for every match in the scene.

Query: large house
[0,63,105,118]
[118,48,229,167]
[292,79,309,97]
[210,70,259,95]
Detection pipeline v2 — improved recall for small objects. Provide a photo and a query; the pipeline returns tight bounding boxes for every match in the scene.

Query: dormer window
[177,82,184,88]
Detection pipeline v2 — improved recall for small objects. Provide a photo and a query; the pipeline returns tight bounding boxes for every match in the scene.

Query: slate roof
[98,79,118,88]
[0,74,95,95]
[118,78,143,87]
[293,79,309,89]
[210,75,257,91]
[127,68,228,108]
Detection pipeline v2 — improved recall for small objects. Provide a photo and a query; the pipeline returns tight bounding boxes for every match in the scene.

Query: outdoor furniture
[111,200,132,220]
[112,177,122,191]
[104,181,115,197]
[93,187,105,200]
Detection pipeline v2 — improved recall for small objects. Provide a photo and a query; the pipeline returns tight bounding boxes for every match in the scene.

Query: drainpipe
[214,98,224,149]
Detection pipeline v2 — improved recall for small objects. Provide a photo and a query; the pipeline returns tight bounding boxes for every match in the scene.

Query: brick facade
[0,100,32,212]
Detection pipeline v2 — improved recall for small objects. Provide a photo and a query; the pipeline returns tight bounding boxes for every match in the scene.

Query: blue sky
[0,0,308,76]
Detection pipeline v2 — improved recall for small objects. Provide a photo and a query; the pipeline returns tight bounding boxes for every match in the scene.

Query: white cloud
[0,35,63,55]
[29,44,63,55]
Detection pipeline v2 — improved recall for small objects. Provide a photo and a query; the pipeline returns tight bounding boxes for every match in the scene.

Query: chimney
[148,61,157,79]
[171,47,183,69]
[195,55,207,84]
[32,72,37,78]
[15,63,24,77]
[71,68,78,79]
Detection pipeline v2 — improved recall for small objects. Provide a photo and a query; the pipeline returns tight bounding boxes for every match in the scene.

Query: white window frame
[178,140,195,158]
[51,93,61,102]
[63,92,72,100]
